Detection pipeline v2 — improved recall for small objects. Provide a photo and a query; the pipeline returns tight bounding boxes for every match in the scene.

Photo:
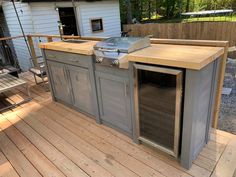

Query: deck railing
[0,34,229,129]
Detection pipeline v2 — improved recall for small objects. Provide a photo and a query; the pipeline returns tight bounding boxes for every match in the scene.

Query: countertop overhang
[39,41,98,56]
[125,44,224,70]
[39,40,225,70]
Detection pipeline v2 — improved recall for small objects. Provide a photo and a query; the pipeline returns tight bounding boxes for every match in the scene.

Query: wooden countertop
[121,44,224,70]
[39,41,98,56]
[39,41,224,70]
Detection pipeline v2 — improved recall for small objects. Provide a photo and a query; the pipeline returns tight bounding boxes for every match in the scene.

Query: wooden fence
[124,22,236,47]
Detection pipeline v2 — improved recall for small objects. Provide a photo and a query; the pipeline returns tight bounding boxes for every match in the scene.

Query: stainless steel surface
[134,64,182,75]
[94,37,150,53]
[97,48,119,53]
[93,37,150,68]
[138,137,175,156]
[133,63,183,158]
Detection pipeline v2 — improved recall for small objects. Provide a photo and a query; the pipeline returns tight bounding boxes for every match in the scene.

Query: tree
[119,0,234,24]
[186,0,190,12]
[233,0,236,10]
[126,0,132,24]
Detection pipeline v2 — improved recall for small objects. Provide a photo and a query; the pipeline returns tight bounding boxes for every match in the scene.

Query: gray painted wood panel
[45,50,90,67]
[67,65,94,116]
[181,62,215,169]
[95,71,132,135]
[42,50,56,101]
[205,58,221,142]
[44,49,100,121]
[47,60,72,104]
[94,64,129,77]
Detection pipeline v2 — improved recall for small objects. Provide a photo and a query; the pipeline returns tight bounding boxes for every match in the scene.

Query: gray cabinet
[47,60,72,104]
[67,65,94,116]
[44,50,98,119]
[95,71,132,135]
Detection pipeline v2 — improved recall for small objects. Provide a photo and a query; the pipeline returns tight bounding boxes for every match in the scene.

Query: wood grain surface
[124,44,224,70]
[39,41,224,70]
[39,41,98,56]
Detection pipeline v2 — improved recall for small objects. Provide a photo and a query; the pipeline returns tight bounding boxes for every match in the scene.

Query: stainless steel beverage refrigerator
[133,64,183,157]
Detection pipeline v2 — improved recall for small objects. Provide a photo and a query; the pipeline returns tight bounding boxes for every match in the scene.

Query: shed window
[91,18,103,32]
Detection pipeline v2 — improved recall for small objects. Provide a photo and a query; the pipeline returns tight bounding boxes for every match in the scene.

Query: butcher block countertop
[122,44,224,70]
[39,41,224,70]
[39,41,98,56]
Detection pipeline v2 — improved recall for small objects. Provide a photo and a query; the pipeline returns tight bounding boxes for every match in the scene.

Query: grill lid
[94,37,151,53]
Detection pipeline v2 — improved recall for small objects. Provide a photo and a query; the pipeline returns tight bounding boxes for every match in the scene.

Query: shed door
[58,7,78,35]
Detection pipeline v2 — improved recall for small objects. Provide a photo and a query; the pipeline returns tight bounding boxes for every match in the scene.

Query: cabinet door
[47,60,71,104]
[96,72,132,134]
[67,65,94,116]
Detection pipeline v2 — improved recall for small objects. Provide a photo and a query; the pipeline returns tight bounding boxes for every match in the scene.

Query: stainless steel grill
[93,37,150,67]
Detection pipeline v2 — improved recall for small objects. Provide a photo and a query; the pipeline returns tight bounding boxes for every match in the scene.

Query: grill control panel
[95,56,120,67]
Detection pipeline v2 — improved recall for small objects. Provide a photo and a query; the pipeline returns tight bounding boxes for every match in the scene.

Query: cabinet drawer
[95,64,129,77]
[45,50,91,67]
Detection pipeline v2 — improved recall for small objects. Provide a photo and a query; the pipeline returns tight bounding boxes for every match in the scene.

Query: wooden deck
[0,72,235,177]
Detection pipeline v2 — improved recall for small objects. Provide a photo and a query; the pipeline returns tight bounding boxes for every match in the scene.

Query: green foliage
[189,0,234,11]
[119,0,234,24]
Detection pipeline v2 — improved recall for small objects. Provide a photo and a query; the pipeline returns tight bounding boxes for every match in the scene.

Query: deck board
[0,72,235,177]
[0,117,66,177]
[47,102,211,177]
[6,113,90,177]
[34,106,166,177]
[0,127,42,177]
[0,151,19,177]
[16,112,119,177]
[211,137,236,177]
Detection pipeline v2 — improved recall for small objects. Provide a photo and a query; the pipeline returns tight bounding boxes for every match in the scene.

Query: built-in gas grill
[93,37,150,67]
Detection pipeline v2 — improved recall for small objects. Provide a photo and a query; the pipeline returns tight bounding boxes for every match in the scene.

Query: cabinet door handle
[124,83,129,97]
[48,54,56,58]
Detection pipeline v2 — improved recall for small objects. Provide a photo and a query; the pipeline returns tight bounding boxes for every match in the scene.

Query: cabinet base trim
[55,99,96,120]
[138,137,177,158]
[101,120,132,138]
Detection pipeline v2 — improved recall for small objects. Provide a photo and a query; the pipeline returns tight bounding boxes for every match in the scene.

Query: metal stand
[0,74,32,112]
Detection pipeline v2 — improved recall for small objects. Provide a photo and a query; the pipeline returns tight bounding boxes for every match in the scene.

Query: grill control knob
[96,57,103,63]
[112,60,119,66]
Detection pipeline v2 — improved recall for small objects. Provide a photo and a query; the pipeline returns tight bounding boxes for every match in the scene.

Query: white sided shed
[2,0,121,70]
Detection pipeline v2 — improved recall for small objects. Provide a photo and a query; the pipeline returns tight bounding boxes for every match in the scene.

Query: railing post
[47,37,53,42]
[212,43,229,128]
[27,35,38,67]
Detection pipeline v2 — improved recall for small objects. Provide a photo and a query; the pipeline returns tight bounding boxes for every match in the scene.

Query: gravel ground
[218,58,236,135]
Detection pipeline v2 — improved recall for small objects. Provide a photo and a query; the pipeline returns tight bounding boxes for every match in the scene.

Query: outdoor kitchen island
[39,38,226,170]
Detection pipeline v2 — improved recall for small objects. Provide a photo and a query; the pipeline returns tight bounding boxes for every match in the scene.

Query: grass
[142,14,236,23]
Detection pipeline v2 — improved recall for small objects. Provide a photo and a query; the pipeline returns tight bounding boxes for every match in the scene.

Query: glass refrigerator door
[134,64,183,157]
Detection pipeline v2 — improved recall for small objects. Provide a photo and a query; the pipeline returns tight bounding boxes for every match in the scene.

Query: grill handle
[98,48,119,53]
